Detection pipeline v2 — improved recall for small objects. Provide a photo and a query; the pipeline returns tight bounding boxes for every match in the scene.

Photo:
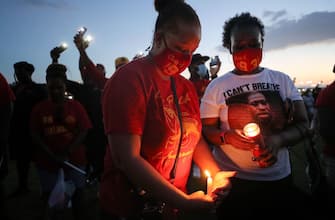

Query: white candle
[204,170,213,195]
[243,122,265,148]
[243,122,260,138]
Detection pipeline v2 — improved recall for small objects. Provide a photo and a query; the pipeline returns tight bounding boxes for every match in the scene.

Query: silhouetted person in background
[8,61,47,197]
[188,53,221,102]
[75,40,108,183]
[73,31,129,90]
[51,39,108,183]
[0,72,15,220]
[50,45,83,101]
[114,57,129,70]
[315,63,335,210]
[302,88,315,122]
[30,63,92,220]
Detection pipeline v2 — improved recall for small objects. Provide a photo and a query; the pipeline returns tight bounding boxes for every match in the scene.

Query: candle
[243,122,260,138]
[204,170,213,195]
[243,122,265,148]
[243,122,277,167]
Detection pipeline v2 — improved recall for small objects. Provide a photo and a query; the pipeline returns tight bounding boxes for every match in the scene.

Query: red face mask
[233,48,262,73]
[153,39,192,76]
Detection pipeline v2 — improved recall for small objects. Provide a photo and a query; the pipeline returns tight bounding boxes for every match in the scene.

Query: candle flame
[204,170,211,178]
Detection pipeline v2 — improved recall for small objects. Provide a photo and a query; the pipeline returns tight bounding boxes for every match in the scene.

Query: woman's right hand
[73,33,88,51]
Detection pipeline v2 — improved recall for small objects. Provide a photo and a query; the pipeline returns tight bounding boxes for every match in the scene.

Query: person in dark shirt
[0,72,15,220]
[8,61,47,197]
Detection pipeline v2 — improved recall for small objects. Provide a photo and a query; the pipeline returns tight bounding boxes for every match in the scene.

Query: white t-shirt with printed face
[200,67,302,181]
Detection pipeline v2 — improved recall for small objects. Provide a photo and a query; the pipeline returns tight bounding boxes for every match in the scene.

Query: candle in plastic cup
[243,123,260,137]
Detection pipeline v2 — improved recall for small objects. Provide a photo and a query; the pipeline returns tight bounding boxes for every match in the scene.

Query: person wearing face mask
[99,0,235,219]
[200,12,315,218]
[188,53,221,102]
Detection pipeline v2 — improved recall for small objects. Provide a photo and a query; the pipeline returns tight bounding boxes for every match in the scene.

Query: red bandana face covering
[153,41,192,76]
[232,48,262,73]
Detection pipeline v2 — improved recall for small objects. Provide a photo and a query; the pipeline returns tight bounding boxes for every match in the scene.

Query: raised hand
[73,33,89,51]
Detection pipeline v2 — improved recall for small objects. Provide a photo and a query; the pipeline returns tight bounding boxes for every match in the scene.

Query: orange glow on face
[243,122,260,137]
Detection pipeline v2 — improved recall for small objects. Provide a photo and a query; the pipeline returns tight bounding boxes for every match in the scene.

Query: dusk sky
[1,0,335,88]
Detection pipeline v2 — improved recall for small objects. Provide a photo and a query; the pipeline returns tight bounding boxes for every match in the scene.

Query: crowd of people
[0,0,334,220]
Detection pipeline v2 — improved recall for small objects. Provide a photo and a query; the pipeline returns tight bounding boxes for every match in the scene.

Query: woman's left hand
[264,133,283,156]
[210,171,236,200]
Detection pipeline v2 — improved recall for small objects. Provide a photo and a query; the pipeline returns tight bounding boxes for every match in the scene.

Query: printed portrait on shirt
[226,89,287,136]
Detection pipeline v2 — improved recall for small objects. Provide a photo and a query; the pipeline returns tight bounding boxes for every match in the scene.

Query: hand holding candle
[58,42,68,53]
[243,122,277,167]
[204,170,235,202]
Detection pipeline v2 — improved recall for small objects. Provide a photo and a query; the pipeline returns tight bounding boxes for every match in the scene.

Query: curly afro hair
[222,12,265,50]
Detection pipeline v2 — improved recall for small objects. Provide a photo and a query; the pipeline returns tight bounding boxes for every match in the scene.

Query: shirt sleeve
[83,60,107,90]
[102,69,146,135]
[200,80,221,119]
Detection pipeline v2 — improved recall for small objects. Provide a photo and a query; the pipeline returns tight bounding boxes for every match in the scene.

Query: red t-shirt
[191,78,210,100]
[100,57,201,216]
[0,73,15,106]
[30,99,92,171]
[315,81,335,156]
[81,60,107,90]
[316,82,335,110]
